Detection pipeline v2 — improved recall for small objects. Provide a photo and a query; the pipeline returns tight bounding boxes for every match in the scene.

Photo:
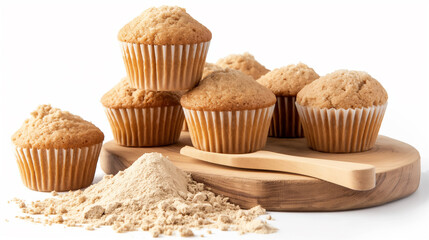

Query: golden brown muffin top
[118,6,212,45]
[12,105,104,149]
[216,52,269,80]
[296,70,388,109]
[101,78,182,109]
[181,69,276,111]
[201,62,224,79]
[257,63,319,97]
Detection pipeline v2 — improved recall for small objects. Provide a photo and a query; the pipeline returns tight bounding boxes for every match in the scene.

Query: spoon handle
[180,146,375,191]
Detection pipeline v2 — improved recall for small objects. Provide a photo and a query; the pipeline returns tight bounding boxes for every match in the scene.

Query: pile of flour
[13,152,276,237]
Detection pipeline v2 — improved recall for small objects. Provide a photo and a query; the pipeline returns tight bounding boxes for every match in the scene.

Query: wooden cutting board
[99,132,420,211]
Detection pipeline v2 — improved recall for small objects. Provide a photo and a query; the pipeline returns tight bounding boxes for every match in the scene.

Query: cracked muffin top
[296,70,388,109]
[12,105,104,149]
[101,78,182,109]
[181,69,276,111]
[118,6,212,45]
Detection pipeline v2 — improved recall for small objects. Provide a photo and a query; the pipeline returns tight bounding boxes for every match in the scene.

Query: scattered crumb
[179,227,194,237]
[85,225,95,231]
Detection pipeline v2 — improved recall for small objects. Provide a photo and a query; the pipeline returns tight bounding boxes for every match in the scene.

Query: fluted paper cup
[120,41,210,91]
[14,143,102,192]
[183,105,275,153]
[182,119,188,131]
[104,105,184,147]
[269,96,303,138]
[296,103,387,153]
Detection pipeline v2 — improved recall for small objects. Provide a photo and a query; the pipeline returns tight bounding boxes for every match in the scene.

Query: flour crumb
[85,225,95,231]
[12,153,276,236]
[179,227,194,237]
[52,215,64,223]
[240,219,277,234]
[83,205,104,219]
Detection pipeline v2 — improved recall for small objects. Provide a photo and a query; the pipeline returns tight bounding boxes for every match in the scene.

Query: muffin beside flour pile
[12,105,104,192]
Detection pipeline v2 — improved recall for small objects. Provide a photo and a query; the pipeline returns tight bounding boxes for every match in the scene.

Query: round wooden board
[99,132,420,211]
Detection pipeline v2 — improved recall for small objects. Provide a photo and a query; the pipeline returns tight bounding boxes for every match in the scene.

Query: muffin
[257,63,319,138]
[101,78,184,146]
[118,6,212,91]
[216,52,269,80]
[181,69,276,153]
[12,105,104,192]
[182,62,224,131]
[296,70,388,153]
[201,62,224,79]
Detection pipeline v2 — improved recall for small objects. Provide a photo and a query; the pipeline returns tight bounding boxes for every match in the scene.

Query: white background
[0,0,428,239]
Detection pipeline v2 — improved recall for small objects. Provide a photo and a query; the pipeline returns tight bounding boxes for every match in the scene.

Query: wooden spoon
[180,146,376,191]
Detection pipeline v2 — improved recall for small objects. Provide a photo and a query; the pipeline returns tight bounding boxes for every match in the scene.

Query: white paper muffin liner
[296,103,387,153]
[269,96,303,138]
[104,105,184,147]
[120,41,210,91]
[183,105,275,153]
[14,143,102,192]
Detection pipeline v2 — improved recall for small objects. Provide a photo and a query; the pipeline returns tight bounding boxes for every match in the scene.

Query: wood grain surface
[99,132,421,211]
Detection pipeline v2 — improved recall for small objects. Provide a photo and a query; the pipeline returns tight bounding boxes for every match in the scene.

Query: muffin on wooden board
[12,105,104,192]
[257,63,319,138]
[182,62,224,132]
[296,70,388,153]
[118,6,212,91]
[181,69,276,153]
[101,78,184,147]
[216,52,269,80]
